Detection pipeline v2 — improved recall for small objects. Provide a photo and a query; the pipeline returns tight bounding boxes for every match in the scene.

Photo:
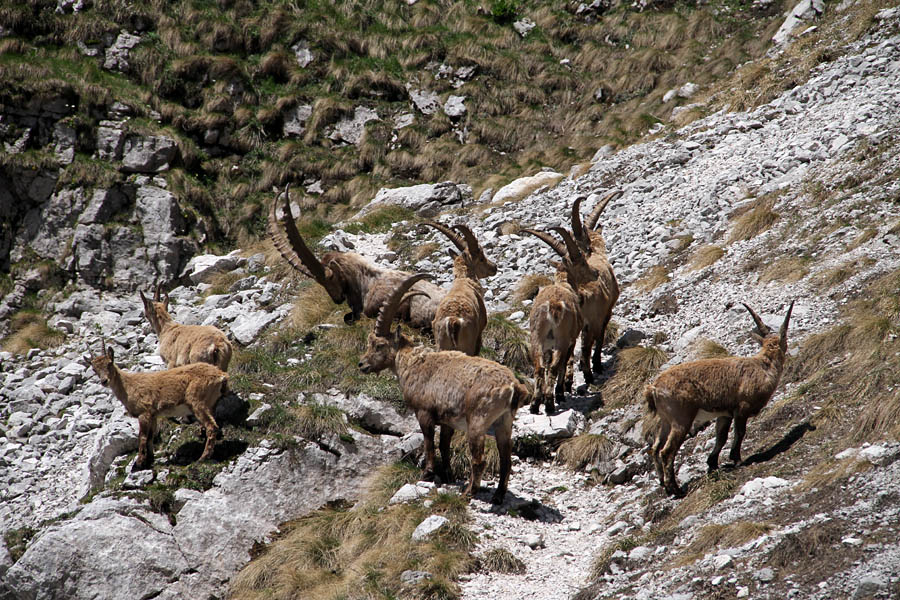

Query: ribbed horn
[780,301,795,343]
[742,303,772,337]
[153,283,161,302]
[571,196,588,249]
[423,221,466,253]
[452,224,480,253]
[101,338,107,356]
[268,185,331,287]
[375,274,432,336]
[522,228,567,258]
[586,190,623,231]
[549,227,584,262]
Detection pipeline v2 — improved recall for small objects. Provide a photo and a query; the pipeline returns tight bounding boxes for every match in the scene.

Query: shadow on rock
[483,490,564,523]
[215,391,250,426]
[170,439,249,465]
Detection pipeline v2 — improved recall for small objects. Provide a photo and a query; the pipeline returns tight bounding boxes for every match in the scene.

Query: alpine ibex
[570,191,621,379]
[140,285,232,371]
[358,274,528,504]
[88,341,230,470]
[268,185,445,329]
[525,228,599,414]
[645,302,795,497]
[423,221,497,355]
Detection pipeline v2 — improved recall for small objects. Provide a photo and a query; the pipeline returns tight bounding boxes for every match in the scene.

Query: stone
[394,113,415,129]
[401,570,433,585]
[122,467,155,489]
[772,0,825,45]
[330,106,379,145]
[103,32,142,71]
[80,418,139,497]
[181,251,246,284]
[246,403,272,426]
[230,309,284,345]
[408,87,440,115]
[628,546,651,561]
[591,145,615,162]
[853,575,887,599]
[412,515,449,542]
[389,482,433,505]
[53,121,76,164]
[513,18,536,37]
[444,95,467,118]
[755,567,775,582]
[606,521,628,536]
[317,391,416,436]
[491,172,564,204]
[291,41,314,67]
[677,82,699,99]
[524,533,544,549]
[120,135,178,173]
[515,409,584,439]
[353,181,472,220]
[714,554,733,569]
[283,104,312,137]
[663,89,678,103]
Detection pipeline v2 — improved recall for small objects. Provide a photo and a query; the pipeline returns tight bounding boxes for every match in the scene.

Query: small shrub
[490,0,519,25]
[479,548,525,573]
[556,434,615,471]
[480,314,531,375]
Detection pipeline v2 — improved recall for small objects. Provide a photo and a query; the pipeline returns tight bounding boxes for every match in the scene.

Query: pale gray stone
[120,135,178,173]
[412,515,449,542]
[513,18,536,37]
[103,32,141,71]
[317,391,416,436]
[353,181,472,220]
[515,409,584,440]
[291,41,314,68]
[330,106,379,145]
[444,95,467,118]
[408,87,440,115]
[181,251,246,284]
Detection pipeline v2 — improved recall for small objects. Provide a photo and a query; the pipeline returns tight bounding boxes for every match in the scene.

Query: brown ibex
[268,185,445,328]
[645,302,795,496]
[88,341,230,470]
[423,221,497,355]
[524,228,599,414]
[570,191,621,379]
[358,274,528,504]
[140,285,232,371]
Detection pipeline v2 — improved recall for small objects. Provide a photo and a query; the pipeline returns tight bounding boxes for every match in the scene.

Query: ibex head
[524,227,598,287]
[139,284,171,335]
[268,185,348,305]
[571,190,622,253]
[359,273,431,374]
[422,221,497,279]
[742,301,795,355]
[89,340,116,385]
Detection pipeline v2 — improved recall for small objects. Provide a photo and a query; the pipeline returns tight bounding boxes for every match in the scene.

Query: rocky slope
[3,3,900,600]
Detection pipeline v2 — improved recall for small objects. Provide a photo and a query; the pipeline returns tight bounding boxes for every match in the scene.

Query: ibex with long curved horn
[268,186,445,328]
[645,302,795,497]
[358,274,529,504]
[423,221,497,355]
[524,227,600,414]
[140,284,232,370]
[570,190,622,379]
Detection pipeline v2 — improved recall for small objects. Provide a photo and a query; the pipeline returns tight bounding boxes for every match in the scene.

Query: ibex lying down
[423,221,497,355]
[89,341,230,470]
[358,274,528,504]
[645,302,794,496]
[268,185,445,329]
[140,285,232,371]
[570,191,621,379]
[525,228,598,414]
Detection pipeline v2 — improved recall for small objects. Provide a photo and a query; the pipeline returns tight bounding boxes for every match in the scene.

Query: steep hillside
[3,1,900,600]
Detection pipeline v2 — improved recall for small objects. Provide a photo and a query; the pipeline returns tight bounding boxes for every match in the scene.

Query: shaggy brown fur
[645,302,794,496]
[268,186,445,329]
[524,228,598,414]
[140,287,232,371]
[89,342,229,470]
[425,222,497,355]
[358,274,528,504]
[570,192,621,380]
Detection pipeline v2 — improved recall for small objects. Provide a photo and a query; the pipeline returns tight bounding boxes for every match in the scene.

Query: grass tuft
[601,345,668,408]
[556,434,615,471]
[633,265,670,292]
[728,197,779,243]
[480,314,531,375]
[512,274,553,304]
[689,244,725,271]
[478,548,525,574]
[2,311,65,354]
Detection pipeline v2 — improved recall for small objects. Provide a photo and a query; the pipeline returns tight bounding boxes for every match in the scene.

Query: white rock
[492,172,564,204]
[412,515,449,542]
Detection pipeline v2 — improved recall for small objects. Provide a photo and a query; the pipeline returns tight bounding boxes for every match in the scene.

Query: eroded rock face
[353,181,473,219]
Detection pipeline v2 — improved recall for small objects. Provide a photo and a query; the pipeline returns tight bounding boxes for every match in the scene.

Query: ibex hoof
[132,460,152,472]
[490,491,505,505]
[344,312,359,324]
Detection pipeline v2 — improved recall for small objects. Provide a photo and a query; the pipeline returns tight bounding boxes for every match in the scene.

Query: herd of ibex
[87,185,794,502]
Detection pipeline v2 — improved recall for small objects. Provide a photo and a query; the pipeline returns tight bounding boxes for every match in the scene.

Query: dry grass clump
[228,463,474,600]
[795,457,873,493]
[292,401,348,440]
[692,338,730,359]
[557,434,616,471]
[289,283,343,331]
[478,548,525,574]
[766,519,845,569]
[480,314,531,375]
[512,273,553,303]
[728,197,779,243]
[690,244,725,271]
[601,345,668,408]
[633,265,670,292]
[449,430,500,481]
[759,256,810,283]
[813,258,866,289]
[2,311,65,355]
[676,521,773,566]
[414,241,441,261]
[203,271,245,296]
[662,470,739,526]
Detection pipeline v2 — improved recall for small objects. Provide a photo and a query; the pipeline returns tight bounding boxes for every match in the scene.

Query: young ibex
[358,274,529,504]
[268,185,445,329]
[570,191,622,379]
[89,341,230,470]
[140,285,233,371]
[525,228,599,414]
[423,221,497,355]
[645,302,795,497]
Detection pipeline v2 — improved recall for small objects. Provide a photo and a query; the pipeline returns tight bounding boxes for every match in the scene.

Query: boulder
[79,418,139,497]
[229,307,288,345]
[412,515,449,542]
[491,171,564,204]
[96,121,126,160]
[291,41,314,68]
[513,19,536,37]
[329,106,379,145]
[772,0,824,45]
[443,95,467,118]
[181,250,246,284]
[408,87,440,115]
[353,181,472,220]
[120,135,178,173]
[316,391,417,436]
[103,32,141,72]
[283,104,312,137]
[514,409,584,439]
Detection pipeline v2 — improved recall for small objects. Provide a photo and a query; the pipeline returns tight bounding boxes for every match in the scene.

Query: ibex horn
[571,195,588,249]
[268,184,332,289]
[586,189,623,231]
[375,274,432,336]
[780,301,795,343]
[522,228,567,258]
[452,224,480,253]
[549,227,584,262]
[422,221,466,253]
[742,303,772,337]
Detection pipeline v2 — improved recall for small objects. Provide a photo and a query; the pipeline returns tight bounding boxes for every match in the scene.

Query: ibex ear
[139,291,148,306]
[447,249,458,260]
[163,293,170,310]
